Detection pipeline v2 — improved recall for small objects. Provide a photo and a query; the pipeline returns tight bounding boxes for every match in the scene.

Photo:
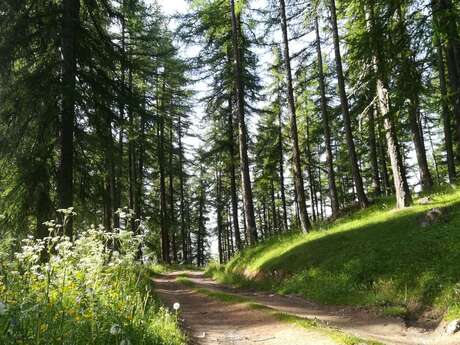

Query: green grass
[0,222,186,345]
[207,186,460,321]
[150,263,201,276]
[175,277,381,345]
[175,276,195,287]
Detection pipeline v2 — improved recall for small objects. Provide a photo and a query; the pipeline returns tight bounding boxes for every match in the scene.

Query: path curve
[153,271,460,345]
[153,272,338,345]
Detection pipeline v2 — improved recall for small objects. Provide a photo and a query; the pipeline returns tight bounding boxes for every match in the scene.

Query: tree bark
[229,0,257,244]
[378,81,411,208]
[197,165,206,267]
[407,94,433,191]
[136,105,145,226]
[158,80,170,263]
[368,103,382,195]
[437,39,456,182]
[329,0,368,208]
[216,170,224,264]
[270,180,278,233]
[278,0,311,232]
[378,121,392,195]
[277,103,288,231]
[178,115,188,262]
[369,4,411,208]
[127,68,136,232]
[314,16,340,216]
[169,124,177,263]
[58,0,79,238]
[227,90,242,250]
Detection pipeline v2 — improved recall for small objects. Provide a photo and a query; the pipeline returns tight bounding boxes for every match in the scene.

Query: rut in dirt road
[153,272,338,345]
[153,271,460,345]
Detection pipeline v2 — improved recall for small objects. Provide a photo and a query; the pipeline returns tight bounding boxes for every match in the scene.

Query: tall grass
[0,209,185,345]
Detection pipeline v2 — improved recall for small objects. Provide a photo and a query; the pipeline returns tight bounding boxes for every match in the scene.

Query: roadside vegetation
[0,210,185,345]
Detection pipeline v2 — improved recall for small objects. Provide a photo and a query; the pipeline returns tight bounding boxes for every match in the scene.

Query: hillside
[207,187,460,323]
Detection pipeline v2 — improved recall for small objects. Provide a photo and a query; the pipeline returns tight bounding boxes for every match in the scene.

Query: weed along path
[153,271,460,345]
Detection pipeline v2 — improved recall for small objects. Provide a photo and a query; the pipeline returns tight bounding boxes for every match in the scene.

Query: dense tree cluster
[1,0,459,265]
[183,0,460,263]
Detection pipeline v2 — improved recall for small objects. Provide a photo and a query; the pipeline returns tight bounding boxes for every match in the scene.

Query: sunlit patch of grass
[207,186,460,320]
[176,276,195,287]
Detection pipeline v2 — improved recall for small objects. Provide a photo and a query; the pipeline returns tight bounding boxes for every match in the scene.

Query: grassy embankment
[207,186,460,321]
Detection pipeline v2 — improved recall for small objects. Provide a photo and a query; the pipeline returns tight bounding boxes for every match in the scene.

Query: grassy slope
[208,187,460,320]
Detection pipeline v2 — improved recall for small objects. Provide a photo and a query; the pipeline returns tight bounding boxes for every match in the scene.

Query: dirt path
[153,271,460,345]
[153,272,339,345]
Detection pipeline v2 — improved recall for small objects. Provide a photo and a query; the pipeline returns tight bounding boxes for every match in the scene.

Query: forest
[1,0,460,344]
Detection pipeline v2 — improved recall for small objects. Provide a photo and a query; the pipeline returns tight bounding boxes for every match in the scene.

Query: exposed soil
[153,272,338,345]
[153,271,460,345]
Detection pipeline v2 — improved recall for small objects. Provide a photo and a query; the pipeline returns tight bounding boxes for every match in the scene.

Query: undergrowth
[0,209,185,345]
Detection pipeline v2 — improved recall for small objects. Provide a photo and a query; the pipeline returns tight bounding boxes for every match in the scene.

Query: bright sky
[155,0,188,15]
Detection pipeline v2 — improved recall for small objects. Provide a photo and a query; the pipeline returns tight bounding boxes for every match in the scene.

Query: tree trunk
[59,0,79,238]
[197,166,206,267]
[270,180,278,233]
[424,115,441,183]
[305,114,316,222]
[378,82,411,208]
[169,124,177,263]
[229,0,257,244]
[127,68,136,232]
[436,39,456,182]
[378,122,392,195]
[216,170,224,264]
[158,81,170,263]
[407,95,433,191]
[114,10,126,230]
[277,105,289,231]
[368,102,382,196]
[178,115,188,262]
[329,0,368,208]
[314,15,340,216]
[278,0,311,232]
[227,90,242,250]
[104,110,115,231]
[136,105,145,226]
[369,5,411,208]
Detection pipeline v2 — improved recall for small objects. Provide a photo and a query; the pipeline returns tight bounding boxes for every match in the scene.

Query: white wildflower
[120,339,131,345]
[173,302,180,311]
[110,324,122,335]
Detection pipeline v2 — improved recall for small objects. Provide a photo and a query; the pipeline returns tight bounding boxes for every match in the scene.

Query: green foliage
[0,211,185,345]
[208,187,460,320]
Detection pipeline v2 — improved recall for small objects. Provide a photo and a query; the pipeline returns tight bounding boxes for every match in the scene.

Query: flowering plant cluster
[0,208,185,345]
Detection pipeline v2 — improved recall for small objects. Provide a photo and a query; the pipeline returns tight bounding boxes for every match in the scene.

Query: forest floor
[153,271,460,345]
